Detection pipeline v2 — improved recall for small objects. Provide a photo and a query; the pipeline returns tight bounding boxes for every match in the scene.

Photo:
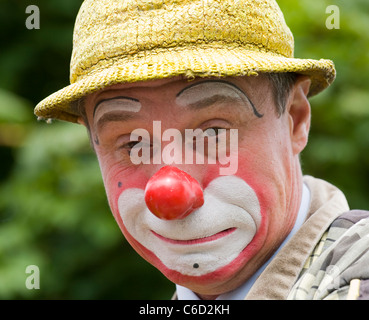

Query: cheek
[237,155,278,213]
[102,168,157,263]
[203,151,278,215]
[203,151,281,261]
[200,152,278,259]
[102,165,148,222]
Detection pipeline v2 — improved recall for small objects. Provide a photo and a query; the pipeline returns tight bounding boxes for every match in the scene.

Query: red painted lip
[151,228,236,245]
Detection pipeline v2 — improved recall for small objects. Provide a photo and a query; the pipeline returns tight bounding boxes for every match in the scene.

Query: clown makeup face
[82,75,311,298]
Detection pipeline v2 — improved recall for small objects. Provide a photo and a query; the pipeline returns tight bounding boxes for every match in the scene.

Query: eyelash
[203,127,223,136]
[120,127,224,151]
[120,139,152,155]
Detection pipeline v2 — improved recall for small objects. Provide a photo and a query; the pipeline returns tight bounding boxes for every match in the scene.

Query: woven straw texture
[35,0,336,123]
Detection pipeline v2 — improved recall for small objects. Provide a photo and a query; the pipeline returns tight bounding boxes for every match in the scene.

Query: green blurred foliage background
[0,0,368,299]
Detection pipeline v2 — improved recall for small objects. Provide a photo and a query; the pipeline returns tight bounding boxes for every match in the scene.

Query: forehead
[85,75,271,108]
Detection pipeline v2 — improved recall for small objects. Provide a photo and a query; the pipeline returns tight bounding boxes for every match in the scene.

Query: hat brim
[35,46,336,123]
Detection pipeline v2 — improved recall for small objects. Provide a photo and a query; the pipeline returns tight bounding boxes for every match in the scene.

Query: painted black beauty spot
[193,263,199,269]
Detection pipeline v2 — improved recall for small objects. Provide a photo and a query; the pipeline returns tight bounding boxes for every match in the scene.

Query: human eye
[203,127,226,139]
[118,137,152,156]
[114,131,155,166]
[120,140,142,153]
[200,125,234,160]
[184,125,228,156]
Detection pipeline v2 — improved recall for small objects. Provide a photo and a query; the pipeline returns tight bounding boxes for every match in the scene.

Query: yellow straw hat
[35,0,336,123]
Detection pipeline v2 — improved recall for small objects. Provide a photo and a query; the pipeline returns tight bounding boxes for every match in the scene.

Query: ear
[286,76,311,155]
[77,117,87,126]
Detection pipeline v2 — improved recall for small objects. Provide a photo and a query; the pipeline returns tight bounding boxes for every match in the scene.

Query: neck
[196,293,219,300]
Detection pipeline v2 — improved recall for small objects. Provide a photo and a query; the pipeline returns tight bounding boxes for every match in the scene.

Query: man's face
[83,75,309,296]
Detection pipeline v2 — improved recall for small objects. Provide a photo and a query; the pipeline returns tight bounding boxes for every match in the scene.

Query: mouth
[151,227,236,245]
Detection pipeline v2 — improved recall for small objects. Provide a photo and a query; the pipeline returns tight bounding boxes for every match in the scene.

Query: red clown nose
[144,166,204,220]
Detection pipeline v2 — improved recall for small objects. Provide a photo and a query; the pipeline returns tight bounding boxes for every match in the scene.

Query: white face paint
[93,97,142,126]
[175,81,255,112]
[118,175,261,276]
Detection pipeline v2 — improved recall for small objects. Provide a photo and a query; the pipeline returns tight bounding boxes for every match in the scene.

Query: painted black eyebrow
[176,80,263,118]
[93,96,140,118]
